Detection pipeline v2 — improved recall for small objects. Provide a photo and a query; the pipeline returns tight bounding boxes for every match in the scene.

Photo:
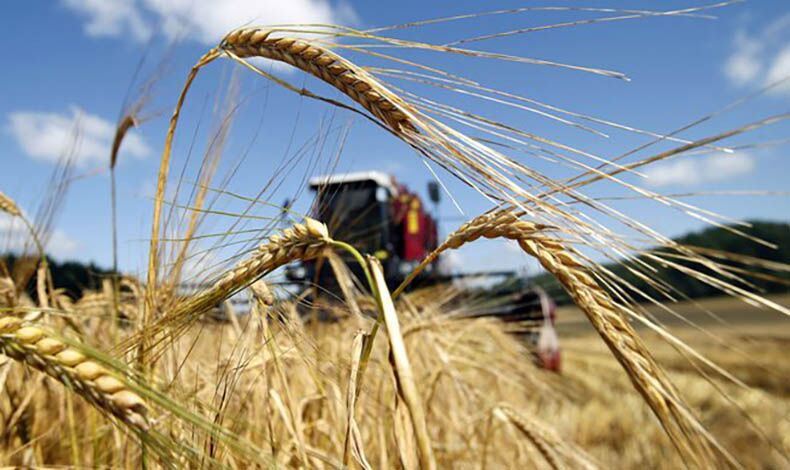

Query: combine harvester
[285,171,561,370]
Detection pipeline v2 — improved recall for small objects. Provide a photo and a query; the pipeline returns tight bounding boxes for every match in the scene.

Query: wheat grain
[0,316,148,432]
[183,218,330,316]
[220,28,416,133]
[124,219,331,353]
[495,405,598,470]
[0,276,16,307]
[400,210,731,467]
[250,280,275,307]
[0,191,21,217]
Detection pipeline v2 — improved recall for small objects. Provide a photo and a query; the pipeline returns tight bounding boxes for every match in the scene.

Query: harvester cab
[284,171,561,371]
[285,171,440,290]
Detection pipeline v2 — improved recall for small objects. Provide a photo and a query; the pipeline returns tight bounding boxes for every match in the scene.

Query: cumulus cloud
[6,106,151,167]
[63,0,152,41]
[724,32,762,86]
[46,231,81,258]
[644,153,755,187]
[0,214,79,258]
[724,15,790,95]
[62,0,357,45]
[765,45,790,90]
[441,250,463,272]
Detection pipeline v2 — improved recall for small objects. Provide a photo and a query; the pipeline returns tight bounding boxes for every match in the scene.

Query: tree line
[529,220,790,305]
[3,220,788,305]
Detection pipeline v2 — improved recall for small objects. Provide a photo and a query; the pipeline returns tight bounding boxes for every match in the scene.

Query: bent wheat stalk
[0,316,148,431]
[148,26,563,301]
[178,218,330,318]
[494,405,598,470]
[398,209,736,467]
[220,28,416,132]
[146,32,413,299]
[146,49,220,314]
[368,257,436,470]
[126,219,331,354]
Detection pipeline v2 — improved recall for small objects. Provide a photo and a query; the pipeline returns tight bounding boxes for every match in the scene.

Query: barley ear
[121,219,333,354]
[404,210,733,467]
[0,317,148,432]
[0,191,21,217]
[220,28,416,133]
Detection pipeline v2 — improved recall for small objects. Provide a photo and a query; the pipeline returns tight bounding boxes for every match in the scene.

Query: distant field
[551,294,790,468]
[556,293,790,337]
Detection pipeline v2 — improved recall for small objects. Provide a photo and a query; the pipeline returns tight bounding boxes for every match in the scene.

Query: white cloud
[47,231,81,258]
[0,214,79,258]
[644,152,755,187]
[724,32,762,86]
[765,46,790,94]
[177,251,223,285]
[441,250,463,272]
[724,15,790,95]
[6,106,151,167]
[63,0,152,41]
[62,0,357,46]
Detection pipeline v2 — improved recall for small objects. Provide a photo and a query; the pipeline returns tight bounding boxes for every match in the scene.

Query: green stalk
[328,240,377,300]
[327,241,384,397]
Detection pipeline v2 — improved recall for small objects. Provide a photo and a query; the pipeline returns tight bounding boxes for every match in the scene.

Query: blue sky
[0,0,788,279]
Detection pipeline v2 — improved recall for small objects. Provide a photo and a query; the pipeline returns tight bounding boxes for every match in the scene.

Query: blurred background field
[556,293,790,468]
[0,1,788,468]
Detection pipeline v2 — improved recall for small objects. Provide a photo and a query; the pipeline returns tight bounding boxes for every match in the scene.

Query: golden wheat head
[0,190,21,217]
[0,316,148,431]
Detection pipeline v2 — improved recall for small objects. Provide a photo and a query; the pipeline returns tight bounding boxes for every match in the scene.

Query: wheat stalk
[494,405,598,470]
[0,316,148,431]
[368,257,436,470]
[182,218,330,316]
[398,210,735,467]
[126,219,331,354]
[342,330,372,470]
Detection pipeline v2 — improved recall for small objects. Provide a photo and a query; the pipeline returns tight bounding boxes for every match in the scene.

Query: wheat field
[557,294,790,469]
[1,4,789,468]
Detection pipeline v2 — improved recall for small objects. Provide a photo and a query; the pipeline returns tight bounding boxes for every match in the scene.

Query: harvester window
[315,182,388,255]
